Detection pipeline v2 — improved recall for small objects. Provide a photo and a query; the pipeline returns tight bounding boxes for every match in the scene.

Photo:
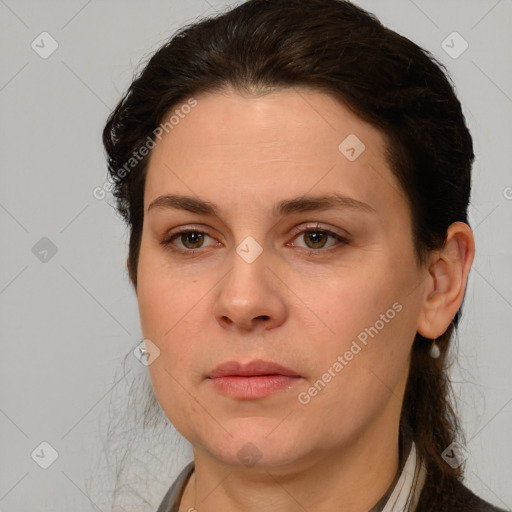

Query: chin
[194,421,307,470]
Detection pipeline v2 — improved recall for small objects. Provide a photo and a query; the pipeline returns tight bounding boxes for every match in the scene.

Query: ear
[416,221,475,339]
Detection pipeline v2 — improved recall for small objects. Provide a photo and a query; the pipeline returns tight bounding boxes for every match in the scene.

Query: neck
[179,418,401,512]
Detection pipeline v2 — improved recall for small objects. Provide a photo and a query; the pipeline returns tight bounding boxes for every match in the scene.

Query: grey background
[1,0,511,511]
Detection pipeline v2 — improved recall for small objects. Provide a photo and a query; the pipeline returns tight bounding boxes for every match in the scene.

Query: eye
[161,229,219,254]
[288,224,350,251]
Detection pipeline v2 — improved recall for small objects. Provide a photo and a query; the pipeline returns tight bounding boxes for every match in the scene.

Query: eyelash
[161,224,350,256]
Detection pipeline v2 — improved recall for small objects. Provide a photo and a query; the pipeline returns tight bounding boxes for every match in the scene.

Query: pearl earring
[429,338,441,359]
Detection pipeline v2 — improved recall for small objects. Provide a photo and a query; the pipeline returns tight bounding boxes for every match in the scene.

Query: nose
[212,248,287,332]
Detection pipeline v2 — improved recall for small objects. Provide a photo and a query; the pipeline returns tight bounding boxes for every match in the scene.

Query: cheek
[136,242,200,338]
[146,358,208,443]
[136,244,217,369]
[294,263,414,395]
[294,263,396,343]
[137,264,206,435]
[297,313,412,444]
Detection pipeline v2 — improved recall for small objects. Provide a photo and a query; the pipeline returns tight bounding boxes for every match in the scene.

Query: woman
[102,0,507,510]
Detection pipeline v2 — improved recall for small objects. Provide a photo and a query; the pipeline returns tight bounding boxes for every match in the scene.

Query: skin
[134,87,475,512]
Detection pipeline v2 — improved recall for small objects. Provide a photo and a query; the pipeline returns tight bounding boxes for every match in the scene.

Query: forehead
[144,87,406,219]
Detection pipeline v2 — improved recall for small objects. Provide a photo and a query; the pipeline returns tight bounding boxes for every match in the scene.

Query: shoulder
[416,473,508,512]
[452,481,508,512]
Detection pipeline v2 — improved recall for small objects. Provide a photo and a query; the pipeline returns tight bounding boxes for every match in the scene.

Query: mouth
[207,359,303,399]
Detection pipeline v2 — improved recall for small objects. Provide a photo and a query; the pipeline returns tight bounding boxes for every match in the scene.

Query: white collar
[379,441,427,512]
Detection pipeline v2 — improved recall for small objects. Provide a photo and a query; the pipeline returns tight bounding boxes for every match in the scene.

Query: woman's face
[136,87,429,470]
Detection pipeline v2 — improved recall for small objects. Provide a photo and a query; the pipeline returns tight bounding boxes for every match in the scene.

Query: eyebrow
[147,192,376,217]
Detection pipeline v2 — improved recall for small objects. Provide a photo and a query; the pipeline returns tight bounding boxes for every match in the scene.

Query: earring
[429,338,441,359]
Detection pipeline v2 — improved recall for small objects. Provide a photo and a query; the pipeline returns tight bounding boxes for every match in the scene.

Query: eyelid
[288,222,350,240]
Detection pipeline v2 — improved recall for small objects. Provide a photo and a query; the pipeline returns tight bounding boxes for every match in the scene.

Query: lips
[207,359,302,399]
[208,359,301,378]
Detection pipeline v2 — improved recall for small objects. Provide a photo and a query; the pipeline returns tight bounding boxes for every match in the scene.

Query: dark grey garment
[156,460,194,512]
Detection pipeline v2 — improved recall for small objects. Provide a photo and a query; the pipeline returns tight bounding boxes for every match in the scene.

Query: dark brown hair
[103,0,474,506]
